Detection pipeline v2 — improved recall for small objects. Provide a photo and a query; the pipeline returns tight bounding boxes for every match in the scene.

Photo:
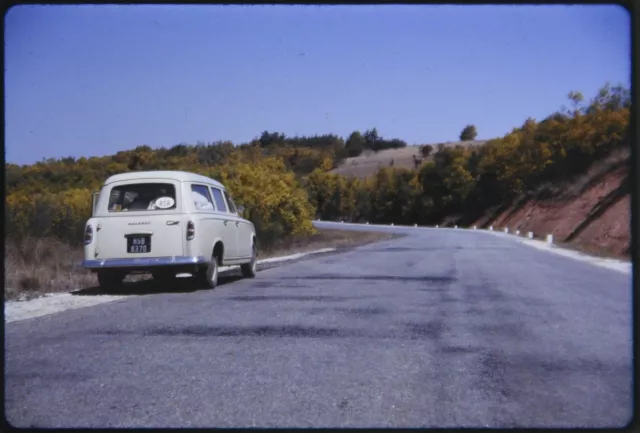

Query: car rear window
[108,183,177,212]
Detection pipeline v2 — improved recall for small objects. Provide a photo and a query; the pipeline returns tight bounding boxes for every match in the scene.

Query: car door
[188,183,218,259]
[209,186,238,261]
[222,189,252,259]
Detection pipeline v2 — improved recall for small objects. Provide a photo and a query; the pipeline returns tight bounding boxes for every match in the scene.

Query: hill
[330,140,488,179]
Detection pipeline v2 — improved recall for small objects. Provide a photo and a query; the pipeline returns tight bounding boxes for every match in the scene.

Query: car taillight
[187,221,195,240]
[84,225,93,245]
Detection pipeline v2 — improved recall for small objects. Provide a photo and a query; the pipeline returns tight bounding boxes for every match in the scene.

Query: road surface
[4,223,633,428]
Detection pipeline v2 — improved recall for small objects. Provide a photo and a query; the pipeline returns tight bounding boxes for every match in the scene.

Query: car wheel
[97,271,125,293]
[196,252,219,289]
[241,243,257,278]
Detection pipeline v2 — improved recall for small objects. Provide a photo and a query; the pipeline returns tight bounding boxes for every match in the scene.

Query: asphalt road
[5,223,633,428]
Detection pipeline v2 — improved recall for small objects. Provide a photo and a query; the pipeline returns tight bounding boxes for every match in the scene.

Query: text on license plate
[127,235,151,253]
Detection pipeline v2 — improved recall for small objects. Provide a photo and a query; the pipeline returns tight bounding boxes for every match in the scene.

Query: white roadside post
[454,225,458,229]
[546,234,554,244]
[414,224,418,227]
[473,225,477,230]
[390,223,394,226]
[436,225,439,228]
[527,231,533,239]
[504,228,509,233]
[515,230,520,236]
[489,225,493,231]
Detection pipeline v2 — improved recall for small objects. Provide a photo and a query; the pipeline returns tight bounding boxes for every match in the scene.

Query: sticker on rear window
[154,197,175,209]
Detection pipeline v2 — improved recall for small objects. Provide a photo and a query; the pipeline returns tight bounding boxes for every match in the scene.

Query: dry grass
[560,146,630,200]
[4,237,96,301]
[330,147,424,178]
[4,229,394,301]
[330,140,488,179]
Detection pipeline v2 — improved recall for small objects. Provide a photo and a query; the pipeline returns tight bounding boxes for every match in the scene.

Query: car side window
[210,187,228,212]
[223,190,237,213]
[191,184,215,211]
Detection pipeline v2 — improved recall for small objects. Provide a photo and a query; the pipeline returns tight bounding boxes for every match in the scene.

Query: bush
[216,155,316,250]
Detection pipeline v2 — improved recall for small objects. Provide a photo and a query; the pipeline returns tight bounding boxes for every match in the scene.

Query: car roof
[104,170,225,188]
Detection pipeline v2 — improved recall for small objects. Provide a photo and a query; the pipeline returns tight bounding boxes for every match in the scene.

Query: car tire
[97,271,125,293]
[196,252,219,289]
[240,243,257,278]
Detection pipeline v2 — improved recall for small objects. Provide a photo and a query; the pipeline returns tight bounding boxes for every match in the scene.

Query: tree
[345,131,366,157]
[459,125,478,141]
[259,131,286,148]
[420,144,433,158]
[217,156,315,248]
[567,90,584,113]
[363,128,380,150]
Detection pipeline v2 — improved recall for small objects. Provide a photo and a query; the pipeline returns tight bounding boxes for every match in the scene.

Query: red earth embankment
[476,155,631,260]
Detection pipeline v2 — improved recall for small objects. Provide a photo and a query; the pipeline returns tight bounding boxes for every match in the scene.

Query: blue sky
[4,4,630,165]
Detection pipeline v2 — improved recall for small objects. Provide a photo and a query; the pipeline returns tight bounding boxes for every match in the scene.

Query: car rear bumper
[81,256,208,270]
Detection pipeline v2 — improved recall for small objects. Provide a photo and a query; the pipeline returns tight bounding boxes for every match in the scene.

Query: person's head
[136,190,154,202]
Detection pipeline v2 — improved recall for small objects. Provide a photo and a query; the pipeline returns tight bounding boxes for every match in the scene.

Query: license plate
[127,235,151,253]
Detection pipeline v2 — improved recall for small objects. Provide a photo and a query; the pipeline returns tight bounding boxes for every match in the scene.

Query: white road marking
[482,230,631,275]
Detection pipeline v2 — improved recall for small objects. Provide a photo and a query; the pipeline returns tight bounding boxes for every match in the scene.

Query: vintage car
[81,170,257,291]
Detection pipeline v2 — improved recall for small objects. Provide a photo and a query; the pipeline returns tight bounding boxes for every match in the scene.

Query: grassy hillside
[330,140,488,179]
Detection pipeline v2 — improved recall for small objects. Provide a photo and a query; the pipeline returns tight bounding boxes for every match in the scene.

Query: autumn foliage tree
[4,83,629,248]
[214,155,316,248]
[5,145,317,250]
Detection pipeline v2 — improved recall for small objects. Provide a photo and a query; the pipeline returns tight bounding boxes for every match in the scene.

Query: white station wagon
[82,170,258,291]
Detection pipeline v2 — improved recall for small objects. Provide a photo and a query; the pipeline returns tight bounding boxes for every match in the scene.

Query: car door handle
[166,221,180,225]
